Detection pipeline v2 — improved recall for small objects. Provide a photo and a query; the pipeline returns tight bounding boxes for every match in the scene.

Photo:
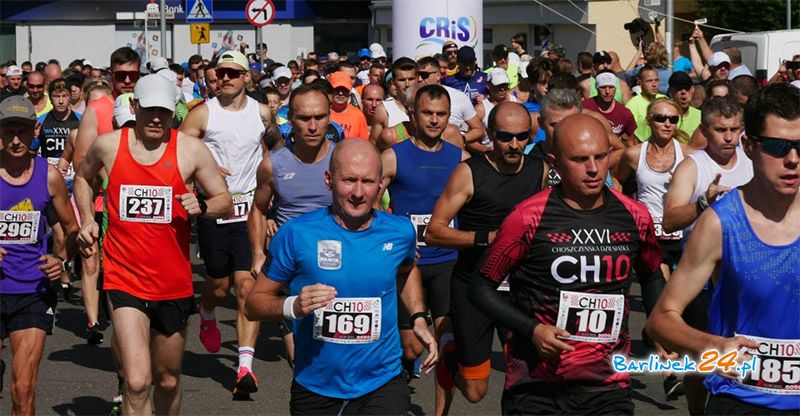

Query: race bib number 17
[217,190,254,224]
[313,297,381,344]
[556,291,624,343]
[0,210,40,245]
[119,185,172,223]
[736,333,800,395]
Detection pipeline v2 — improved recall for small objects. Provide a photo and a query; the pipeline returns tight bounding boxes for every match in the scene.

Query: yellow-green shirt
[677,106,701,144]
[625,93,667,141]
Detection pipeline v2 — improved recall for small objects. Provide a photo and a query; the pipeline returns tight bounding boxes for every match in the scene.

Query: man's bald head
[552,113,607,156]
[44,63,62,83]
[329,139,383,178]
[488,101,531,132]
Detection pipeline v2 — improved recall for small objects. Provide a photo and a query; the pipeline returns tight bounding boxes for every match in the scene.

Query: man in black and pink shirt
[469,113,666,414]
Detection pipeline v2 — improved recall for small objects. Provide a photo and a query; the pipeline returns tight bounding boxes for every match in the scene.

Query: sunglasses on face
[749,135,800,157]
[113,71,140,83]
[27,84,44,89]
[418,71,436,80]
[215,67,246,79]
[494,130,531,142]
[445,50,458,56]
[651,114,680,124]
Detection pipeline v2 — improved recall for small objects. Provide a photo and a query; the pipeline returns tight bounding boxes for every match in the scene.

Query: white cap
[595,72,617,88]
[327,52,339,61]
[631,85,642,95]
[709,51,731,67]
[148,56,169,73]
[82,59,93,68]
[114,93,136,127]
[487,68,510,86]
[134,74,176,112]
[6,65,22,77]
[272,66,292,81]
[369,43,387,59]
[791,80,800,90]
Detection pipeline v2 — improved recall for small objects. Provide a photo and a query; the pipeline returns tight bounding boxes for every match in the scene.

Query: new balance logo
[282,172,296,180]
[382,243,393,251]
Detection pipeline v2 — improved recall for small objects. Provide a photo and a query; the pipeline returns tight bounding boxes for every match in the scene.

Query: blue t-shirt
[705,190,800,411]
[266,208,416,399]
[522,100,546,152]
[443,70,488,104]
[674,56,693,73]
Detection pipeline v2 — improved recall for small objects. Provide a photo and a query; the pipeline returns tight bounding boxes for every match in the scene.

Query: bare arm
[48,165,79,260]
[248,154,275,276]
[614,145,639,186]
[74,134,114,257]
[688,39,711,82]
[187,138,233,218]
[72,106,98,171]
[425,163,490,248]
[369,104,388,146]
[663,157,699,233]
[462,114,486,145]
[397,264,438,373]
[377,148,397,209]
[178,103,208,138]
[690,127,707,149]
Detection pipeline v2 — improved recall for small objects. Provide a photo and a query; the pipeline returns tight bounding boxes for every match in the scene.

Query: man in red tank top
[74,74,233,415]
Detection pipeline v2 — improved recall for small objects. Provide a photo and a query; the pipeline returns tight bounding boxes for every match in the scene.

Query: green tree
[697,0,798,35]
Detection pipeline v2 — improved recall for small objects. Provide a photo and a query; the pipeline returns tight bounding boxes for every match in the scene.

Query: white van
[710,29,800,84]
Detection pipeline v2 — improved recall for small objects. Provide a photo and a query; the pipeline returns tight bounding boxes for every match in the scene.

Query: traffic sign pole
[161,0,167,58]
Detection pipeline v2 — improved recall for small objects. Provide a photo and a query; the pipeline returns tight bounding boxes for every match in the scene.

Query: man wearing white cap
[180,50,278,398]
[271,66,293,107]
[582,71,636,145]
[694,51,731,83]
[369,42,388,65]
[475,67,517,148]
[74,74,232,415]
[0,65,25,102]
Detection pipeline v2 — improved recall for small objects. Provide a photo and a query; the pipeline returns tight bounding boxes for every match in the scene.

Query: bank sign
[393,0,483,66]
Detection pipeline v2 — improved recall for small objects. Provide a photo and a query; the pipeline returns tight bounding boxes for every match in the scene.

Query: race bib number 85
[556,291,624,343]
[119,185,172,223]
[313,297,381,344]
[736,333,800,395]
[0,210,40,245]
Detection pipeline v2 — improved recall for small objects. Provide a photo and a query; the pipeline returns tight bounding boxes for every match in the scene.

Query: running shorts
[1,290,57,339]
[107,290,196,336]
[196,217,252,278]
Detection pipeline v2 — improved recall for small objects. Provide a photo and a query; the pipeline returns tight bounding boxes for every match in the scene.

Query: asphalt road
[1,251,691,415]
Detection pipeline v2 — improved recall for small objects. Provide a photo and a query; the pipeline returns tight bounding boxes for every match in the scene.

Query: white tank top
[636,139,684,240]
[683,145,753,237]
[203,96,265,195]
[383,97,409,128]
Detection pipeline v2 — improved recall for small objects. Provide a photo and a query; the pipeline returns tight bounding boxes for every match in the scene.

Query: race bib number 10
[313,297,381,344]
[217,190,254,224]
[736,333,800,395]
[119,185,172,223]
[0,210,40,245]
[556,291,624,343]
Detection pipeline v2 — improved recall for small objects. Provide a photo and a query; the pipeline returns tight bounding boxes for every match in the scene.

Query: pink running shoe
[199,317,221,353]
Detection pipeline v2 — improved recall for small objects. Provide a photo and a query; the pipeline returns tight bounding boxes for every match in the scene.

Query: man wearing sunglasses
[181,50,277,399]
[426,102,547,405]
[379,84,470,414]
[25,72,52,118]
[442,41,460,77]
[470,113,667,415]
[648,84,800,415]
[417,57,485,153]
[443,46,488,105]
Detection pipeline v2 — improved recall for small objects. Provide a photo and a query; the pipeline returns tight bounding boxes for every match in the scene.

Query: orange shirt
[330,104,369,140]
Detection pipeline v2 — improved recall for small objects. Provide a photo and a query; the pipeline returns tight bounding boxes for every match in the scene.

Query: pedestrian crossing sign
[190,23,210,44]
[186,0,213,23]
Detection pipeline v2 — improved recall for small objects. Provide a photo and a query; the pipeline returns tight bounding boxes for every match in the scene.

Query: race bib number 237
[119,185,172,223]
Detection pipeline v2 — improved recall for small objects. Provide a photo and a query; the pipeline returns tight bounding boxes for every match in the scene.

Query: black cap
[457,46,476,62]
[668,71,693,90]
[592,51,612,66]
[492,44,509,58]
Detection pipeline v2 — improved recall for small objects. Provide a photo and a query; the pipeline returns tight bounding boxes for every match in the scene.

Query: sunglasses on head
[494,130,531,142]
[651,113,680,124]
[215,67,246,79]
[418,70,436,80]
[113,70,140,83]
[749,135,800,157]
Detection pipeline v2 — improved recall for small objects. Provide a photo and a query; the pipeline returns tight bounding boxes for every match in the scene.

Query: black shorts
[1,290,57,339]
[398,260,454,329]
[450,266,508,379]
[658,239,683,270]
[107,290,196,336]
[196,217,252,278]
[706,393,800,415]
[290,373,409,415]
[502,384,634,415]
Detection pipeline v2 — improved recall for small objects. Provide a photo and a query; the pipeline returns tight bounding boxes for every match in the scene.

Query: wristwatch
[197,197,208,216]
[409,311,433,327]
[696,194,710,213]
[54,255,68,271]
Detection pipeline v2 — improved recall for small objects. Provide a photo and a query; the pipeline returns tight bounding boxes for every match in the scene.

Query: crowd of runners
[0,24,799,416]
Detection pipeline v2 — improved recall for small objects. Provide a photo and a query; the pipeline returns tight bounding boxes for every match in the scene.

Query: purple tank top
[1,156,50,294]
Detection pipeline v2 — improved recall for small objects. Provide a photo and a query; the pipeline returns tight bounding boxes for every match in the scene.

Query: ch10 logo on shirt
[0,210,40,245]
[119,185,172,223]
[317,240,342,270]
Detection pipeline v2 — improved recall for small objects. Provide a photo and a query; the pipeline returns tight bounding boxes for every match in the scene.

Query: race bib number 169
[556,291,624,343]
[313,297,381,344]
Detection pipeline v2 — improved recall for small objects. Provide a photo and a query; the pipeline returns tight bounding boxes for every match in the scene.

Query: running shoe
[199,317,221,353]
[87,322,104,345]
[232,367,259,399]
[664,374,685,401]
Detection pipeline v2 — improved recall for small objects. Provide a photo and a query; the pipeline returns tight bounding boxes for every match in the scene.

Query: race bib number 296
[0,210,40,245]
[313,297,381,344]
[556,291,624,343]
[119,185,172,223]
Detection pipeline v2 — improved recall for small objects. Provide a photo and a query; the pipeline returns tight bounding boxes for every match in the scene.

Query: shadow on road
[48,344,116,373]
[52,395,113,416]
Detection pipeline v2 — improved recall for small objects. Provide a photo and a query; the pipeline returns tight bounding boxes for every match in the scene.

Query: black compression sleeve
[640,268,666,317]
[467,267,538,338]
